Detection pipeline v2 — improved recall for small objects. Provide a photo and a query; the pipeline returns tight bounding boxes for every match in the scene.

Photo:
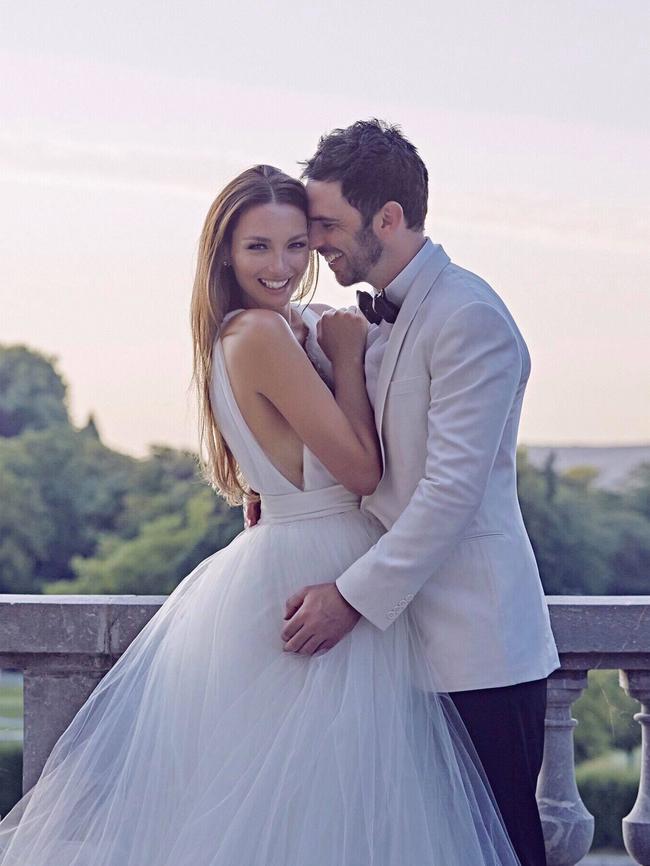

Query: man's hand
[281,583,361,655]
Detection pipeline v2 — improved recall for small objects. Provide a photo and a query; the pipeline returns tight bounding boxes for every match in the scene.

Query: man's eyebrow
[308,216,338,224]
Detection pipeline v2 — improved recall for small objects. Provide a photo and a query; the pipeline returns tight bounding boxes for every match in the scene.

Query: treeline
[2,344,649,598]
[0,345,242,595]
[518,449,650,596]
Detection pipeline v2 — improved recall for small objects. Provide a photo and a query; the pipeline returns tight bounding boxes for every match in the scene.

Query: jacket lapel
[374,244,450,437]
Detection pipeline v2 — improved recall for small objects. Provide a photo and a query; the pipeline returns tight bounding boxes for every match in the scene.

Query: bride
[0,165,520,865]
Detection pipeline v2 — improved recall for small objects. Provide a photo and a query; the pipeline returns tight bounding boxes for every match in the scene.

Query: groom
[279,120,560,866]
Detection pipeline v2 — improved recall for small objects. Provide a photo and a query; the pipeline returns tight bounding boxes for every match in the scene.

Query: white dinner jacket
[336,241,560,693]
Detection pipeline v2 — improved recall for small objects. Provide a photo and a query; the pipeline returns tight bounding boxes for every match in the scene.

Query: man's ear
[372,201,404,236]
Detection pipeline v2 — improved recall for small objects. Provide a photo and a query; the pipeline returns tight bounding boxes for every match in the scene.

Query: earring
[223,261,230,268]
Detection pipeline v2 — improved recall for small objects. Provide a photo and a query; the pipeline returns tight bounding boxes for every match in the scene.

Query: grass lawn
[0,682,23,722]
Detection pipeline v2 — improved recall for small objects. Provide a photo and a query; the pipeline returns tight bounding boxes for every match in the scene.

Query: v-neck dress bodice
[210,305,360,523]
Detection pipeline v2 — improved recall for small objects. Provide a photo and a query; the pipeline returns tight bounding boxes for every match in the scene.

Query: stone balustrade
[1,594,650,864]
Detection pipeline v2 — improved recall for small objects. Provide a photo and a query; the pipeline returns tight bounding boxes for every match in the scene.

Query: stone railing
[1,594,649,864]
[538,597,650,866]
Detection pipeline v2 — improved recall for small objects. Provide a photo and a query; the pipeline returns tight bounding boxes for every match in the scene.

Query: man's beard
[338,224,383,286]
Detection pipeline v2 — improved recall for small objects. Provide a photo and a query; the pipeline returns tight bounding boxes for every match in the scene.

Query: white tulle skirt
[0,508,520,865]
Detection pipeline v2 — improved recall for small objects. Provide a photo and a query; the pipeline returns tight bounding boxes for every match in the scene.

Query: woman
[0,166,520,865]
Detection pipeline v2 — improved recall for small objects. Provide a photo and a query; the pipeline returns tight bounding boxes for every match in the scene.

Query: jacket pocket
[387,375,429,396]
[460,531,506,540]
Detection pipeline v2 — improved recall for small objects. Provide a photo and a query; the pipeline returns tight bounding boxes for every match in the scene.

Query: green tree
[623,463,650,522]
[574,670,640,763]
[113,446,201,538]
[517,450,614,594]
[543,451,557,502]
[0,469,54,592]
[0,345,69,437]
[607,509,650,595]
[47,488,242,595]
[81,413,101,441]
[0,426,135,586]
[564,465,600,490]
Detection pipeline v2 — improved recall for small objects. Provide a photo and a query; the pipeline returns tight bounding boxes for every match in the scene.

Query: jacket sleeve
[335,302,523,630]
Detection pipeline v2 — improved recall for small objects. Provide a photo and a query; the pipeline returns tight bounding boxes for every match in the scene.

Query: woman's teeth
[259,278,290,289]
[324,252,342,265]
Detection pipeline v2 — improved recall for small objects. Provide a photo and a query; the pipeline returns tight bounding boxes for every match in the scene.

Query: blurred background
[1,0,648,856]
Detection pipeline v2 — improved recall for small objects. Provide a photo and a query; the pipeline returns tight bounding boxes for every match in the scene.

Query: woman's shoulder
[219,309,294,360]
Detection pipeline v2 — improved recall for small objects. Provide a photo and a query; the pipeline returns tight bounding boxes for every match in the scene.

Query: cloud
[2,130,648,256]
[436,189,650,255]
[0,132,255,199]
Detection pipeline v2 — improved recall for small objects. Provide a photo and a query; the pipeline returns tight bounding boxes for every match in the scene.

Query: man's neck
[370,234,427,292]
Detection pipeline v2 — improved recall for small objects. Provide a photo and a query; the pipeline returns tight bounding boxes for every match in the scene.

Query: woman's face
[230,203,310,311]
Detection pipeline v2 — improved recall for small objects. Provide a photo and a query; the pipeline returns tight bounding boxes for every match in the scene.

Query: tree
[574,670,640,763]
[607,510,650,595]
[47,488,242,595]
[0,426,135,586]
[543,451,557,503]
[113,446,205,539]
[623,463,650,522]
[0,469,54,592]
[81,413,101,441]
[564,466,600,491]
[518,450,614,594]
[0,346,69,437]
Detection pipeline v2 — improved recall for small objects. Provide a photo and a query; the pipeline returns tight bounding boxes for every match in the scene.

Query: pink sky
[1,2,648,455]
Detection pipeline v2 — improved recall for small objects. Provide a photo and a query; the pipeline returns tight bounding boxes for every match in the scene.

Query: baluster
[22,654,111,792]
[536,669,594,866]
[620,670,650,866]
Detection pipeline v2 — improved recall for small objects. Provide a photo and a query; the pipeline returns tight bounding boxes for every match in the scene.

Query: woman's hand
[243,493,261,528]
[316,307,368,367]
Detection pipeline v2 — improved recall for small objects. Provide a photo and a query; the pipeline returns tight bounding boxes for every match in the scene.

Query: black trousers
[449,678,548,866]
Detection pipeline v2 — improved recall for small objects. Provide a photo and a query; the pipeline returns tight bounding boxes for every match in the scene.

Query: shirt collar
[381,237,434,307]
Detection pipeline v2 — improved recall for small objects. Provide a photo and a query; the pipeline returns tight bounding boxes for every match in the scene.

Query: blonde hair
[190,165,317,505]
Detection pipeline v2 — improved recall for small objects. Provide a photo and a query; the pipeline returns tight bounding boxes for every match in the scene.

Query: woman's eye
[247,243,267,251]
[289,241,307,249]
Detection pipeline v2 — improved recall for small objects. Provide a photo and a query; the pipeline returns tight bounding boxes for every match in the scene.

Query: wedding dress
[0,308,520,865]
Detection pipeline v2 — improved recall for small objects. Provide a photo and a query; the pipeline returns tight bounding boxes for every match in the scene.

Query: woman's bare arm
[223,308,381,496]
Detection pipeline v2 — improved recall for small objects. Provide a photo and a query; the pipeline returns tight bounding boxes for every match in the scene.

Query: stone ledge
[546,596,650,670]
[0,595,649,664]
[0,595,166,656]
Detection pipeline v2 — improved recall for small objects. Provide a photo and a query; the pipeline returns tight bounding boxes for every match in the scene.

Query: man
[278,119,560,866]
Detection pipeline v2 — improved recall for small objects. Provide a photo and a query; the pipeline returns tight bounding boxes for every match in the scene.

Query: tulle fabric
[0,507,519,866]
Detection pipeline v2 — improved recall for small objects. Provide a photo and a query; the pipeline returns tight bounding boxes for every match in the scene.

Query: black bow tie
[356,290,399,325]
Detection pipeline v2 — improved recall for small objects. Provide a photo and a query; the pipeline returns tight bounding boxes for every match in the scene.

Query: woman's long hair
[191,165,317,505]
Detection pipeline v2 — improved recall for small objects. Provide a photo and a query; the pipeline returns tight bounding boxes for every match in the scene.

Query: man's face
[306,180,383,287]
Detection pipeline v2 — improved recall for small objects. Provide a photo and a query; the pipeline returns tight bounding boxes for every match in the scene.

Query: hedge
[0,742,22,818]
[576,759,639,850]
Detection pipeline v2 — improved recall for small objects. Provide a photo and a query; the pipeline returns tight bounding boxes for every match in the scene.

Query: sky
[1,0,648,456]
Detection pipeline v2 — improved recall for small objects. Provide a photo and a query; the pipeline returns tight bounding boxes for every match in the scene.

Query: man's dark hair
[301,119,428,231]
